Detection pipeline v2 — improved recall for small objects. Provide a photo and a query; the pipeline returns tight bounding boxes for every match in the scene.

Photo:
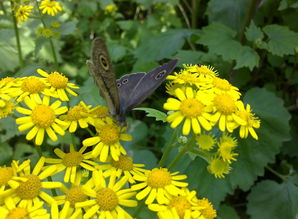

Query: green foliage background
[1,0,298,218]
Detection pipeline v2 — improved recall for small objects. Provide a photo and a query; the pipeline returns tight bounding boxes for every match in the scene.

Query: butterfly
[87,37,178,125]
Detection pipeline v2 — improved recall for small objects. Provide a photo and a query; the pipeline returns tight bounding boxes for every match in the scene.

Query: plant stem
[36,146,42,157]
[158,128,178,167]
[10,1,24,68]
[133,200,145,218]
[167,146,188,171]
[265,166,286,181]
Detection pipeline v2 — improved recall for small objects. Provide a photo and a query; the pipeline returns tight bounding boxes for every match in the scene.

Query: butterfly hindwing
[118,59,178,117]
[87,37,120,117]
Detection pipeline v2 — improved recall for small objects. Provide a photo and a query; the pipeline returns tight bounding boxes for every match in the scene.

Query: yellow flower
[54,172,88,219]
[104,4,117,13]
[207,157,230,178]
[82,118,132,162]
[197,198,217,219]
[164,87,213,135]
[148,189,205,219]
[186,64,218,79]
[60,101,93,133]
[131,168,188,205]
[0,158,61,210]
[196,133,216,151]
[211,94,246,132]
[15,5,34,24]
[37,68,79,101]
[211,77,241,100]
[15,95,68,146]
[45,144,98,183]
[0,77,21,106]
[88,105,110,126]
[233,102,261,140]
[0,100,15,119]
[217,133,238,164]
[166,70,201,86]
[76,171,137,219]
[100,155,148,184]
[0,197,50,219]
[39,0,62,16]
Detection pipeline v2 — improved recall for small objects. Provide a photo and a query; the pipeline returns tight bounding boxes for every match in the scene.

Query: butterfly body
[87,37,178,125]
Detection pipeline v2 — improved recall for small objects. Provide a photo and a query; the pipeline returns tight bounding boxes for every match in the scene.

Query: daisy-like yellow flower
[15,5,34,24]
[82,118,132,162]
[16,76,49,102]
[55,172,88,219]
[207,157,230,178]
[211,93,246,132]
[15,95,68,146]
[196,133,216,151]
[164,87,213,135]
[76,171,137,219]
[131,168,188,205]
[148,189,205,219]
[0,77,21,107]
[37,69,79,101]
[0,160,29,194]
[233,102,261,140]
[104,4,118,13]
[88,105,110,126]
[197,198,217,219]
[0,197,50,219]
[100,155,148,184]
[45,144,98,183]
[60,101,92,133]
[186,64,218,79]
[217,133,238,164]
[0,158,61,210]
[0,100,15,118]
[166,70,201,86]
[211,77,241,100]
[39,0,62,16]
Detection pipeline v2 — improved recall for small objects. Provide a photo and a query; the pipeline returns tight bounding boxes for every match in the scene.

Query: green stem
[35,0,58,68]
[35,146,42,157]
[167,146,188,171]
[133,201,145,218]
[86,127,95,137]
[265,166,286,181]
[158,128,179,167]
[10,1,24,68]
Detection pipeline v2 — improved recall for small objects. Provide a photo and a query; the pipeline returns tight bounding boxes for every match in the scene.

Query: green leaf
[196,23,259,70]
[218,204,241,219]
[59,21,78,36]
[259,24,298,56]
[185,88,291,206]
[245,21,264,42]
[13,142,39,164]
[108,42,127,62]
[0,142,13,165]
[135,29,193,62]
[0,117,20,142]
[175,50,205,65]
[247,180,298,219]
[134,107,167,122]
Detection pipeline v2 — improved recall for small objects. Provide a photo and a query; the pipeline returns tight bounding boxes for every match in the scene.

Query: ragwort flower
[39,0,62,16]
[15,95,68,145]
[15,5,34,24]
[217,134,238,164]
[131,168,188,205]
[207,157,230,178]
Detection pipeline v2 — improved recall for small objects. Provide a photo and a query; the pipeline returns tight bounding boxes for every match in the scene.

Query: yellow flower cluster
[164,64,261,178]
[13,0,63,25]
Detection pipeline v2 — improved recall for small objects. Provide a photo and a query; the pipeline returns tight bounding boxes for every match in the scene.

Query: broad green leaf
[59,21,78,36]
[245,21,264,42]
[0,143,13,165]
[185,88,291,206]
[196,23,259,70]
[247,180,298,219]
[175,50,205,65]
[132,150,158,169]
[131,61,159,73]
[218,204,241,219]
[13,142,39,164]
[135,29,193,62]
[0,117,20,142]
[259,24,298,56]
[133,107,167,122]
[206,0,250,32]
[108,42,127,62]
[77,1,97,17]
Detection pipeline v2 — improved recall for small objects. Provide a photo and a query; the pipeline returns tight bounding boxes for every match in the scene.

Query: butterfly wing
[86,37,120,118]
[118,59,178,119]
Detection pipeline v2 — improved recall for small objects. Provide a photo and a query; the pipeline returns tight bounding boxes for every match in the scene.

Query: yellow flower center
[213,94,236,115]
[66,105,87,121]
[169,196,192,218]
[96,188,118,211]
[208,158,230,178]
[111,156,133,171]
[47,72,68,89]
[0,167,13,187]
[147,168,171,188]
[99,124,119,145]
[66,186,88,207]
[21,77,45,94]
[90,106,109,118]
[31,105,55,128]
[5,207,29,219]
[197,198,217,219]
[180,98,204,117]
[0,100,14,119]
[196,134,215,151]
[16,175,41,199]
[176,73,200,83]
[62,151,84,167]
[212,78,231,91]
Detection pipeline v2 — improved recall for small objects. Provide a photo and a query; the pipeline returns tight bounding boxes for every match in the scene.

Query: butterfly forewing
[87,37,120,117]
